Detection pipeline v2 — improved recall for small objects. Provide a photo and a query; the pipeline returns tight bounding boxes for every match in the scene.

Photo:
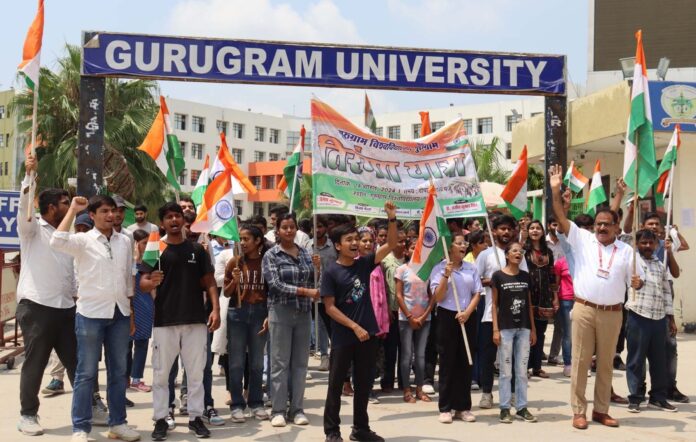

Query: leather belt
[574,297,623,312]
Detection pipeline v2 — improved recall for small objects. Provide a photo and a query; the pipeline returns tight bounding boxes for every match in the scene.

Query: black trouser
[16,299,77,416]
[529,319,548,371]
[424,309,438,385]
[437,307,476,412]
[381,312,401,389]
[478,321,496,394]
[324,338,379,436]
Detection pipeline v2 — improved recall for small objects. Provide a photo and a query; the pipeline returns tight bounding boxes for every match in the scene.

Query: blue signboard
[82,32,566,96]
[0,191,20,250]
[649,81,696,132]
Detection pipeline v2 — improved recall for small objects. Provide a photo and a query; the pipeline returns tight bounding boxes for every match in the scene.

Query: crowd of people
[14,155,691,442]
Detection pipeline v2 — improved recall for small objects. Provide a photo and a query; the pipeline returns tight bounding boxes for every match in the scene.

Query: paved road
[2,328,696,441]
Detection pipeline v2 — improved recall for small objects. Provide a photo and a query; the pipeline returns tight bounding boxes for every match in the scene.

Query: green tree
[471,136,510,184]
[528,164,545,190]
[11,44,169,208]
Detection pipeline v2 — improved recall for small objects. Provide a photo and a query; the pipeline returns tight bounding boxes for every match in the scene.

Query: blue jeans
[559,300,574,366]
[626,311,668,403]
[227,303,268,410]
[498,328,530,410]
[398,321,430,387]
[269,304,311,418]
[129,339,149,380]
[72,309,130,433]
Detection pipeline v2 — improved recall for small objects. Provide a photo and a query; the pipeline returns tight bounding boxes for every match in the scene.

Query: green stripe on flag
[165,134,186,190]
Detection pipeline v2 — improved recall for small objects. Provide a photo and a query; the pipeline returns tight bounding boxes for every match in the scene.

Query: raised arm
[49,197,89,256]
[375,201,398,264]
[17,154,38,238]
[548,165,570,235]
[610,178,627,213]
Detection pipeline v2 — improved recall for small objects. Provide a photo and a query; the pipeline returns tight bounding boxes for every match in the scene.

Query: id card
[597,269,610,279]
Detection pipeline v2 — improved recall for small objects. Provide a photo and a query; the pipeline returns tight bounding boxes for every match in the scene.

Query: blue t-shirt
[320,253,379,348]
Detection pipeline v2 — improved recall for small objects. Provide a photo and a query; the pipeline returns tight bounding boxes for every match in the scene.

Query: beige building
[0,89,18,190]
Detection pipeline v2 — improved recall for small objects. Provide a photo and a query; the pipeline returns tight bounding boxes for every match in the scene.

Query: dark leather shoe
[610,389,629,404]
[572,414,588,430]
[592,411,619,427]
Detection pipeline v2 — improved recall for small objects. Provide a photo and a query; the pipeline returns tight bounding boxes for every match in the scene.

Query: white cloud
[167,0,362,44]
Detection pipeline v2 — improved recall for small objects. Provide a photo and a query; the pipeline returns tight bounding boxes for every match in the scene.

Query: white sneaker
[71,431,89,442]
[438,412,453,424]
[270,414,286,427]
[108,423,141,441]
[454,410,476,422]
[306,372,313,380]
[479,393,493,409]
[293,413,309,425]
[165,408,176,430]
[92,405,109,426]
[230,408,246,423]
[251,407,269,420]
[17,415,44,436]
[422,384,435,395]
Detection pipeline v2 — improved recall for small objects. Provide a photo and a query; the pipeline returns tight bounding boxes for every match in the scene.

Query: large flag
[586,160,607,215]
[191,154,210,208]
[501,145,528,219]
[211,132,257,195]
[623,30,658,198]
[138,96,185,191]
[419,111,432,137]
[18,0,44,91]
[278,126,305,212]
[364,93,377,133]
[409,184,451,282]
[563,160,589,193]
[191,170,240,241]
[142,231,167,268]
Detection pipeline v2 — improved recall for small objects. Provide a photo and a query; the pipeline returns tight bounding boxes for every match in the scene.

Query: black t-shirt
[320,253,379,348]
[492,270,531,330]
[140,241,214,327]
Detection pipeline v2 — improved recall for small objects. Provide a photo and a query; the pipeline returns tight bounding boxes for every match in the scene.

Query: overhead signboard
[650,81,696,132]
[0,191,20,250]
[82,32,566,96]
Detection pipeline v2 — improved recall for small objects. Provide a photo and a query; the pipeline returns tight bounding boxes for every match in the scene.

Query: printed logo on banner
[0,191,20,250]
[660,84,696,128]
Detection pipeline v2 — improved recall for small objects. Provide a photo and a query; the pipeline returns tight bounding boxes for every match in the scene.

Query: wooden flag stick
[441,236,472,365]
[26,86,39,221]
[663,163,676,268]
[235,242,242,308]
[312,214,319,354]
[631,133,640,302]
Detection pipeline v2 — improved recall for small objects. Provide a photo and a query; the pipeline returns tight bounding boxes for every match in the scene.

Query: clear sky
[5,0,588,117]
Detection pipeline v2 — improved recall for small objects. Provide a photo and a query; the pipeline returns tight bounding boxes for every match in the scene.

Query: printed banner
[311,99,487,219]
[0,191,20,250]
[649,81,696,132]
[82,32,566,96]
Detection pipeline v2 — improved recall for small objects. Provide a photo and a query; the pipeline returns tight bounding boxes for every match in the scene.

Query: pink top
[554,257,574,301]
[370,266,390,337]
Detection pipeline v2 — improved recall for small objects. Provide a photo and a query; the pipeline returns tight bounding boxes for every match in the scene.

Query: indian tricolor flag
[211,132,257,195]
[586,160,607,215]
[563,161,589,193]
[278,126,305,213]
[656,124,680,197]
[17,0,44,91]
[364,93,377,133]
[409,184,451,282]
[191,170,240,241]
[138,96,185,191]
[419,111,432,137]
[191,154,210,209]
[623,30,658,198]
[142,231,167,268]
[501,145,528,219]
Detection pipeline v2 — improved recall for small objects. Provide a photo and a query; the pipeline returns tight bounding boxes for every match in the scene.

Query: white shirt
[546,233,564,260]
[566,222,644,305]
[116,226,134,244]
[50,229,133,319]
[215,248,235,292]
[475,246,528,322]
[264,229,312,250]
[127,221,158,233]
[16,176,76,308]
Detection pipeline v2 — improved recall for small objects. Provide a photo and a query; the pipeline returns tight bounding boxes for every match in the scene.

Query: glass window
[431,121,445,131]
[506,115,517,132]
[375,127,383,137]
[477,117,493,134]
[191,143,203,160]
[412,123,422,138]
[506,143,512,160]
[286,131,300,151]
[179,141,186,158]
[387,126,401,139]
[232,123,244,139]
[251,176,261,188]
[269,128,280,144]
[178,169,187,186]
[254,151,265,162]
[463,119,472,135]
[264,175,275,189]
[269,153,279,161]
[254,126,266,142]
[0,135,4,148]
[234,200,243,217]
[190,169,201,186]
[216,120,228,135]
[253,202,264,216]
[232,148,243,164]
[192,116,205,133]
[174,113,187,130]
[0,105,5,119]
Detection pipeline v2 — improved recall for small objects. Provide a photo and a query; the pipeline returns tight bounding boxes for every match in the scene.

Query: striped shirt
[262,244,315,313]
[625,255,673,320]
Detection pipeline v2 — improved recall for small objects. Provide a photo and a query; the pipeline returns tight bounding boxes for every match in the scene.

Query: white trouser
[151,324,207,420]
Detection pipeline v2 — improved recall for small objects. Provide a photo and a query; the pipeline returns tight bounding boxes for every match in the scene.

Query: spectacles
[595,222,615,228]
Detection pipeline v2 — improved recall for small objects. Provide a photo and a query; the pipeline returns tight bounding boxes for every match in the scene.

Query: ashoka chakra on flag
[214,200,234,220]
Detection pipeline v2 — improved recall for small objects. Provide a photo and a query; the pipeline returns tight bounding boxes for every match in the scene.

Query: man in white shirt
[549,165,643,430]
[16,154,76,437]
[50,195,139,442]
[475,214,528,409]
[126,204,158,233]
[112,196,134,244]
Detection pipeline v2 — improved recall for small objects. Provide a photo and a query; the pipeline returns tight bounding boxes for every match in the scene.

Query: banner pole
[313,215,320,356]
[631,133,640,302]
[26,84,39,221]
[441,236,472,365]
[663,163,676,268]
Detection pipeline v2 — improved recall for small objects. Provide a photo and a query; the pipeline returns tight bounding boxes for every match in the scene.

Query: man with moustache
[475,215,528,409]
[549,165,643,430]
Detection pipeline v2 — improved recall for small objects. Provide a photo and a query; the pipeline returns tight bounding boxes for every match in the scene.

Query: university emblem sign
[650,81,696,132]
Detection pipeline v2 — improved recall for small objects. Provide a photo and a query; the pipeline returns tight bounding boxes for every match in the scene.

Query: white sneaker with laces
[422,384,435,394]
[306,372,313,380]
[252,407,269,420]
[270,414,286,427]
[71,431,89,442]
[438,412,453,424]
[479,393,493,409]
[293,413,309,425]
[17,415,44,436]
[108,423,141,441]
[92,405,109,426]
[230,408,246,423]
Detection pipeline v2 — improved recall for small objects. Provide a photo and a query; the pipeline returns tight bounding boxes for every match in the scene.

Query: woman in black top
[524,220,559,378]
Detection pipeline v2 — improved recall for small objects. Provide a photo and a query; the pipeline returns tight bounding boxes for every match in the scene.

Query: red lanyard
[598,243,618,271]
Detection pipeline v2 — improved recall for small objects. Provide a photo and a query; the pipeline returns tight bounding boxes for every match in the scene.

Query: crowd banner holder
[441,237,472,365]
